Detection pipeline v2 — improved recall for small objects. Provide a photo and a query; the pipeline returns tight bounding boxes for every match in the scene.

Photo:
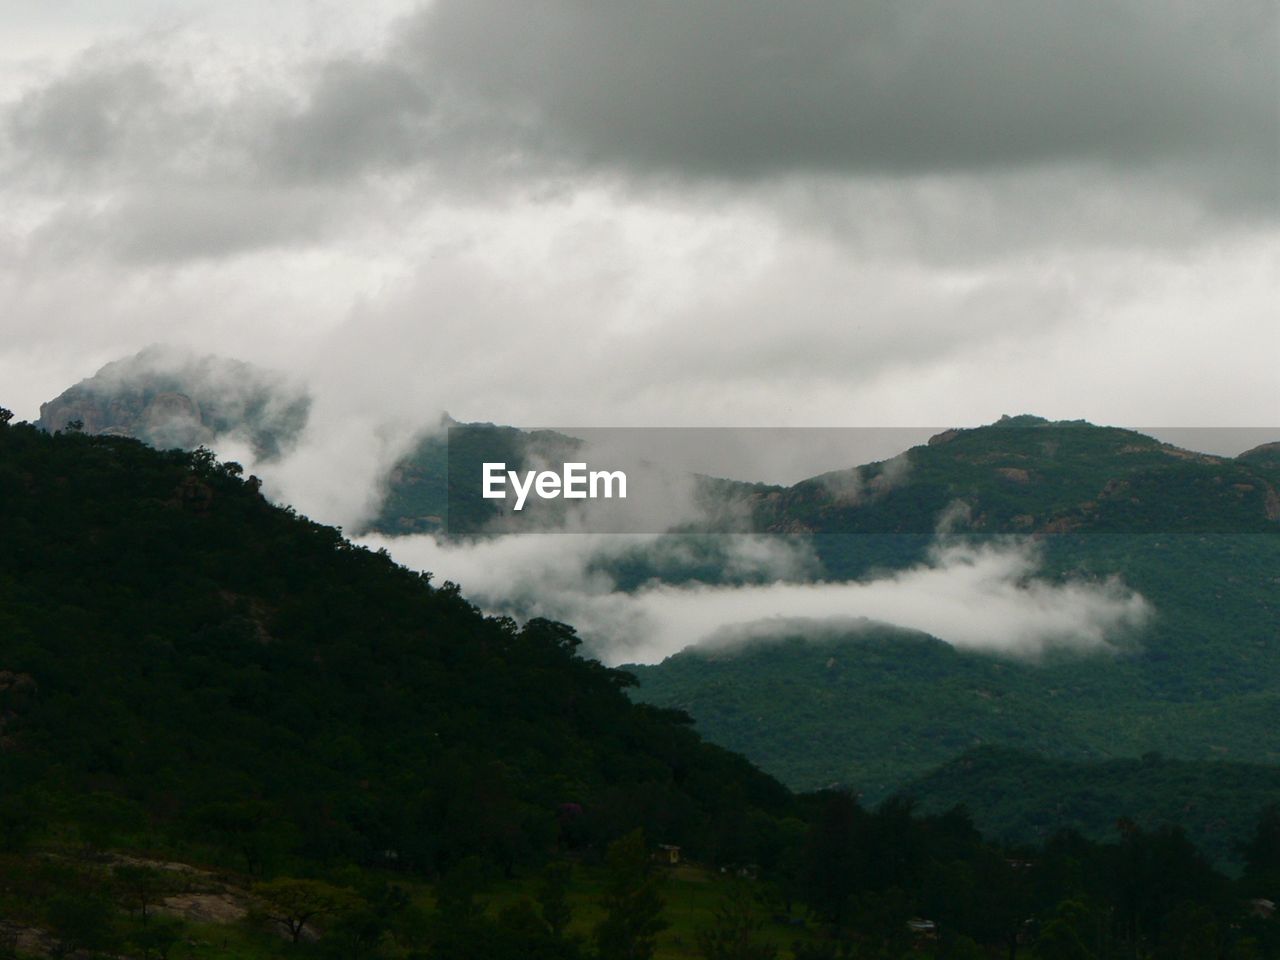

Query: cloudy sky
[2,0,1277,433]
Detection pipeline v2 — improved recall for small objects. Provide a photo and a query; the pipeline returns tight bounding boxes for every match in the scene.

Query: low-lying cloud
[359,530,1151,665]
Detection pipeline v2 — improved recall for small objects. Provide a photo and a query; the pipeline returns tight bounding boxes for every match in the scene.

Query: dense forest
[1,410,1278,958]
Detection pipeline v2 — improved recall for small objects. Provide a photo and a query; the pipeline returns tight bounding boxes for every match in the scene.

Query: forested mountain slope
[0,417,789,875]
[629,420,1280,847]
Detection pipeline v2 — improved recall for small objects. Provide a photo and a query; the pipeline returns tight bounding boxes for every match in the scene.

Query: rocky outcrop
[927,428,960,446]
[37,346,310,461]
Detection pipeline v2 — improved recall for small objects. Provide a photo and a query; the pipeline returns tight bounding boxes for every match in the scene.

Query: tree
[846,886,913,959]
[1034,899,1095,960]
[0,789,42,853]
[45,893,115,958]
[433,856,489,928]
[252,877,362,943]
[594,830,668,960]
[493,900,585,960]
[320,903,388,960]
[425,856,495,959]
[114,864,168,921]
[537,861,574,939]
[801,790,864,924]
[0,407,12,426]
[1242,803,1280,896]
[192,800,293,875]
[696,882,777,960]
[127,915,184,960]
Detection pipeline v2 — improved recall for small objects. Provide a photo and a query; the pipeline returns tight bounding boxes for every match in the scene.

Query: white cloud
[0,1,1274,477]
[360,531,1151,664]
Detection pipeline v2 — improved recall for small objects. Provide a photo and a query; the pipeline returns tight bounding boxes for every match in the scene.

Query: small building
[907,918,938,941]
[655,844,681,865]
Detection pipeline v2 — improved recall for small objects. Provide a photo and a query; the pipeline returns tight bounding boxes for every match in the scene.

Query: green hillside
[904,747,1280,871]
[626,621,1280,799]
[2,410,1278,957]
[0,417,790,875]
[743,416,1280,539]
[628,420,1280,849]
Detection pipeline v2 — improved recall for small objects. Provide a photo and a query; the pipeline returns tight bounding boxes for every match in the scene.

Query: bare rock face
[158,892,250,924]
[142,391,214,449]
[37,346,310,461]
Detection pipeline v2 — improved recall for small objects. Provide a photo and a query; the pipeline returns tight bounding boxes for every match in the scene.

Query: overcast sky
[2,0,1277,434]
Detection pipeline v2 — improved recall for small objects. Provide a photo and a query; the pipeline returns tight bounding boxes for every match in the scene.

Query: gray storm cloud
[359,530,1152,665]
[0,2,1275,471]
[3,0,1275,266]
[406,0,1277,206]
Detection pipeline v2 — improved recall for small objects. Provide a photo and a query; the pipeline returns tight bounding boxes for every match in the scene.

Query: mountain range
[29,351,1280,867]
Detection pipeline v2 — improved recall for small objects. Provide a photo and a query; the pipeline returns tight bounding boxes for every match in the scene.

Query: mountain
[2,410,1276,957]
[627,419,1280,838]
[50,354,1276,541]
[371,414,1280,545]
[37,352,585,535]
[29,360,1280,862]
[0,418,790,877]
[716,415,1279,541]
[36,346,311,461]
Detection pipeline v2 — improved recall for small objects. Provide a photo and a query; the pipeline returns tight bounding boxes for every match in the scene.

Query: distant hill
[374,415,1280,541]
[628,419,1280,825]
[38,352,589,535]
[714,415,1280,543]
[904,747,1280,870]
[37,346,311,461]
[367,419,585,536]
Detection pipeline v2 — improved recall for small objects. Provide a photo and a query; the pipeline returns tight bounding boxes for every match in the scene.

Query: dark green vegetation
[628,419,1280,869]
[626,575,1280,862]
[0,417,787,873]
[1238,442,1280,472]
[3,411,1278,957]
[906,748,1280,870]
